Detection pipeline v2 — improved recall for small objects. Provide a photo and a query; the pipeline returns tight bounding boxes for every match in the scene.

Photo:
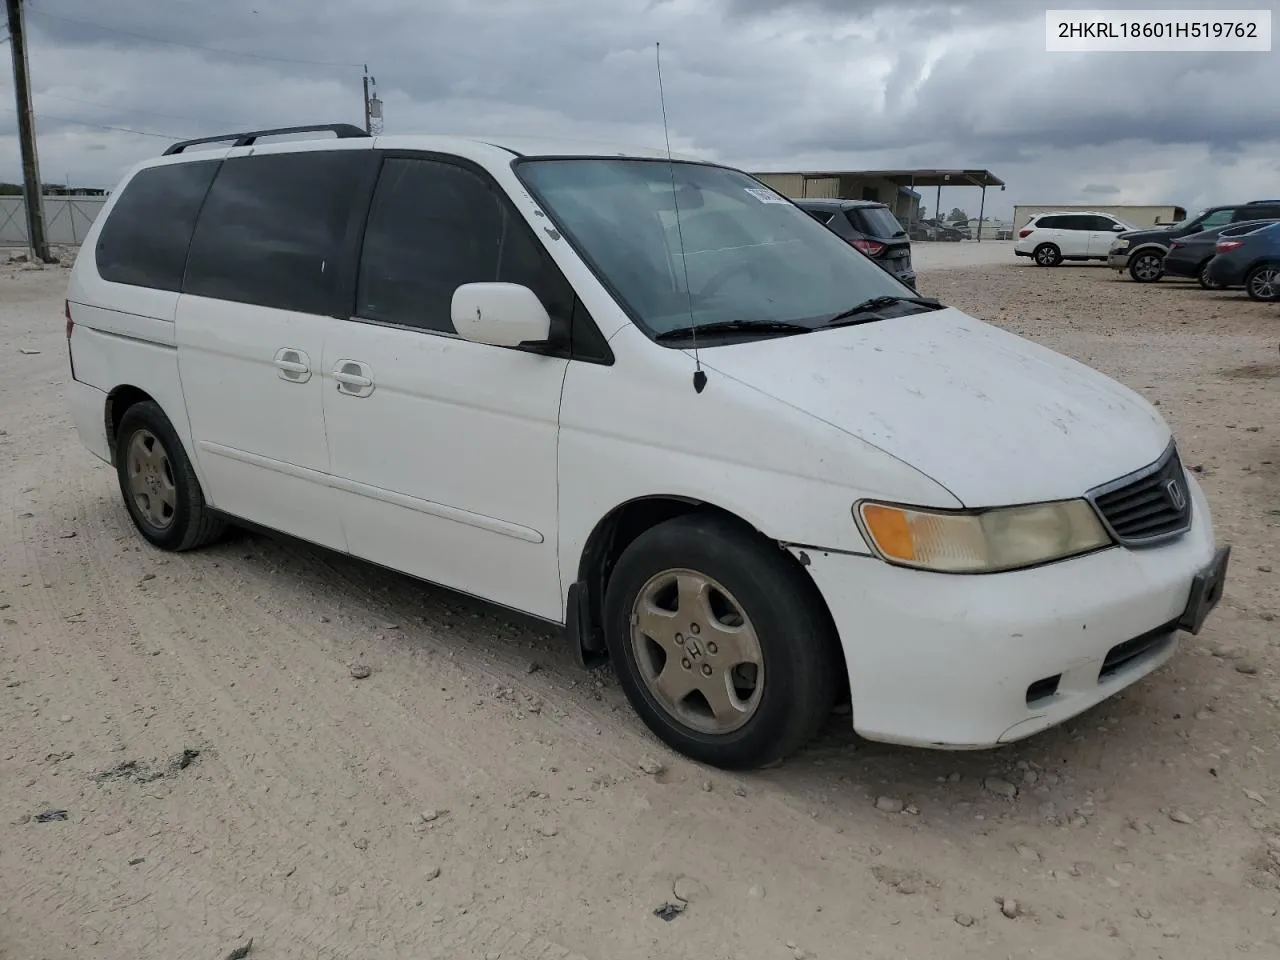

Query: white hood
[698,308,1171,507]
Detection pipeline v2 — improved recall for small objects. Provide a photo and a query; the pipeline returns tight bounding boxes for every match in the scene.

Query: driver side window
[1197,209,1233,230]
[356,157,574,337]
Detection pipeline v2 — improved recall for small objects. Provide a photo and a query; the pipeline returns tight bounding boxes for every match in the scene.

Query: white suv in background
[1015,211,1134,266]
[65,124,1228,770]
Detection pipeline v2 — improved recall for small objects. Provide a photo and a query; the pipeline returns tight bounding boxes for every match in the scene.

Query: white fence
[0,195,107,247]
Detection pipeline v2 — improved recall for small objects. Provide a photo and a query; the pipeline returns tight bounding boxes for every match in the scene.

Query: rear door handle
[333,360,374,397]
[273,348,312,383]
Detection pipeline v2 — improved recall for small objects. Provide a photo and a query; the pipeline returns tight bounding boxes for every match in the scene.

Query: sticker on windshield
[744,187,788,204]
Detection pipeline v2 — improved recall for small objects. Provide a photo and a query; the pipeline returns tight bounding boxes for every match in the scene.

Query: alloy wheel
[629,569,764,735]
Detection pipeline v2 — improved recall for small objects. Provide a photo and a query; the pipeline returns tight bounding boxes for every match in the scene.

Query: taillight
[1018,228,1034,238]
[65,300,73,340]
[1216,239,1244,253]
[851,238,886,257]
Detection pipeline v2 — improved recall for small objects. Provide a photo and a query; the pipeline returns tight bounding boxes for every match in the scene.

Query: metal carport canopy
[852,169,1005,188]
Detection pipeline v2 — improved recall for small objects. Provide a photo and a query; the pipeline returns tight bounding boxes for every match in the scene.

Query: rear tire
[1033,244,1061,267]
[1245,263,1280,302]
[114,401,225,551]
[1128,250,1164,283]
[603,514,837,770]
[1197,261,1224,291]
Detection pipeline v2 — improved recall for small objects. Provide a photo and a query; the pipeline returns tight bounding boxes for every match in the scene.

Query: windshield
[1163,209,1204,230]
[515,158,911,338]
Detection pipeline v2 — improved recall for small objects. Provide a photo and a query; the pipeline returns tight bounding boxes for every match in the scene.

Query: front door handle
[273,348,312,383]
[333,360,374,397]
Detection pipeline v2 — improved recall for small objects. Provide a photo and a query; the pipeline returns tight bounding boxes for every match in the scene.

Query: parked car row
[1015,199,1280,302]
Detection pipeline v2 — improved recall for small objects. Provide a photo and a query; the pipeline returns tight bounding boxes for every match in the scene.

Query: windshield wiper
[824,295,943,327]
[653,320,812,342]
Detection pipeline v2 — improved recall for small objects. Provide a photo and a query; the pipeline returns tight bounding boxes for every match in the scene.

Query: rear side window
[1242,205,1280,221]
[95,160,219,291]
[1056,215,1095,231]
[803,209,833,225]
[849,206,905,239]
[184,151,367,315]
[356,157,574,336]
[1035,215,1062,229]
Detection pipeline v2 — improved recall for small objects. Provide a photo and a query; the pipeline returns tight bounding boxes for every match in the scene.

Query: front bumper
[1107,250,1131,269]
[796,476,1222,749]
[1161,256,1199,279]
[1206,258,1244,286]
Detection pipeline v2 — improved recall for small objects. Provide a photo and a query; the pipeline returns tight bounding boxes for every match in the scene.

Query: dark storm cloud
[3,0,1277,210]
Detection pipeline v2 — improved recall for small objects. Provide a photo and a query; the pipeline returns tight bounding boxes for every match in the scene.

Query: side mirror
[451,283,551,348]
[1111,223,1126,231]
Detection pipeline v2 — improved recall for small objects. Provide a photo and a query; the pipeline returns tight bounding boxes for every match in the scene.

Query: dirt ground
[1,254,1277,960]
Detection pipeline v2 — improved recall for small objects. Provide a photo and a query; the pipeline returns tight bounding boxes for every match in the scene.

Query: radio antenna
[656,41,706,394]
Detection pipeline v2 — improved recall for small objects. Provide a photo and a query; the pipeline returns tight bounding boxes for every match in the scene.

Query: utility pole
[362,68,371,134]
[5,0,53,263]
[361,65,382,136]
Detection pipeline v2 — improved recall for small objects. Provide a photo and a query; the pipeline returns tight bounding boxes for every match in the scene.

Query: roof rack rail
[162,123,370,156]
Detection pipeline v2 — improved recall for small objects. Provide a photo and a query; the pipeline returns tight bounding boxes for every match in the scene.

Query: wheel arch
[103,384,159,465]
[1128,242,1169,260]
[567,495,843,684]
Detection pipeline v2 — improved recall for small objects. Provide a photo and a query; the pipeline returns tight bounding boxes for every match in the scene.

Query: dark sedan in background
[1164,219,1279,289]
[1205,221,1280,301]
[794,198,917,290]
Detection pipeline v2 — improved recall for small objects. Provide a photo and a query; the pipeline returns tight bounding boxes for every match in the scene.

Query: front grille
[1087,442,1192,546]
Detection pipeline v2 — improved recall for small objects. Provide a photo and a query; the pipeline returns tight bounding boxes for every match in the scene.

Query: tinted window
[1036,215,1063,229]
[95,160,219,291]
[1241,205,1280,221]
[1054,215,1095,231]
[802,209,833,225]
[849,206,905,239]
[356,157,573,335]
[1084,215,1118,231]
[1222,219,1278,237]
[184,151,366,315]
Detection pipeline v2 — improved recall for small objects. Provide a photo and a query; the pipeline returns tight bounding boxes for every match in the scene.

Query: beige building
[1012,203,1187,231]
[752,168,1005,236]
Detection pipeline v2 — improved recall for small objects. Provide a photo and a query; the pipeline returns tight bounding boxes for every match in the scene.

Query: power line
[28,8,364,68]
[36,114,179,139]
[36,91,248,128]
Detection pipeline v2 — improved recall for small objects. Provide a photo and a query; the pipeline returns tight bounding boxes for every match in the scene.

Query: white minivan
[66,124,1229,770]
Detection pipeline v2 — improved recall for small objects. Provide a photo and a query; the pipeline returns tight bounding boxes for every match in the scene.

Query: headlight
[1112,239,1130,249]
[855,499,1111,573]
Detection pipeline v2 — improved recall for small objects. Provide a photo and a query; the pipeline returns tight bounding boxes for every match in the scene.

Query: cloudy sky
[2,0,1276,219]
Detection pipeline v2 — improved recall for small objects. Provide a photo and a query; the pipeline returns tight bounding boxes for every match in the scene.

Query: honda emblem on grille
[1165,477,1187,511]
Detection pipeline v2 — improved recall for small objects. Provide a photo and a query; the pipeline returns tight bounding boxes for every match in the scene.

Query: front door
[321,155,570,621]
[1085,215,1124,257]
[176,146,372,551]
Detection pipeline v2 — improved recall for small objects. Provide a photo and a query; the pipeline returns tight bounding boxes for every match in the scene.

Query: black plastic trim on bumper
[1177,545,1230,635]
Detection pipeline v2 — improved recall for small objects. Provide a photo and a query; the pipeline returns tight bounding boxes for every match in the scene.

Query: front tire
[1245,262,1280,302]
[603,514,837,770]
[1128,250,1164,283]
[1033,243,1061,267]
[114,401,225,551]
